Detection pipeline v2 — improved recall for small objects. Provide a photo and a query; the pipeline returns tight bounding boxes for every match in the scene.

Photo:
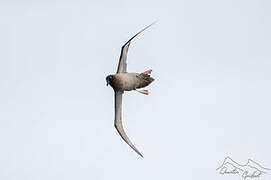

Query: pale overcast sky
[0,0,271,180]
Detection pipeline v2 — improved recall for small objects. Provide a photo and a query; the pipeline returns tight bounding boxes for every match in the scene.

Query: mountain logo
[217,157,270,180]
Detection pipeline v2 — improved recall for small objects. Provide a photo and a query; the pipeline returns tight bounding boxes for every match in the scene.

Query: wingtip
[124,21,157,47]
[150,20,159,26]
[143,21,158,32]
[133,146,144,158]
[137,151,144,158]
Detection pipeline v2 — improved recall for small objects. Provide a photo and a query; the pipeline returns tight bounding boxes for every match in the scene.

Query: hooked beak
[106,80,109,86]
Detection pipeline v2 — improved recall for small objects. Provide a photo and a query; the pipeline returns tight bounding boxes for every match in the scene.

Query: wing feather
[116,22,156,74]
[114,91,143,157]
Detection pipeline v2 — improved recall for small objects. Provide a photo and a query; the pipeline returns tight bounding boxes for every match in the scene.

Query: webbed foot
[136,89,149,95]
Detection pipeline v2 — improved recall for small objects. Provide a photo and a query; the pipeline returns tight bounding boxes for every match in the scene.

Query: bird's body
[108,72,154,91]
[106,22,156,157]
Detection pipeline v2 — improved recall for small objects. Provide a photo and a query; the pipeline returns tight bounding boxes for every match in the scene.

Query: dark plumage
[106,22,156,157]
[136,73,155,89]
[106,72,154,91]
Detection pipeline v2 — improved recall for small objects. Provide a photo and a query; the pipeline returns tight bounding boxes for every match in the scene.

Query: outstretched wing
[114,91,143,157]
[116,22,156,74]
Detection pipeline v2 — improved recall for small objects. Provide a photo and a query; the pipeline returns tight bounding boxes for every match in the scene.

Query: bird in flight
[106,23,156,157]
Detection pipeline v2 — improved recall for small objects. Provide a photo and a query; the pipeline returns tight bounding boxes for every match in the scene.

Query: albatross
[106,22,156,157]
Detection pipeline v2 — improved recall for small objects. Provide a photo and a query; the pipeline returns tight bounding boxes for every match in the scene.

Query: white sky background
[0,0,271,179]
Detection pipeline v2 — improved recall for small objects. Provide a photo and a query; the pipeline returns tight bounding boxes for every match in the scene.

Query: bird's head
[106,75,114,86]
